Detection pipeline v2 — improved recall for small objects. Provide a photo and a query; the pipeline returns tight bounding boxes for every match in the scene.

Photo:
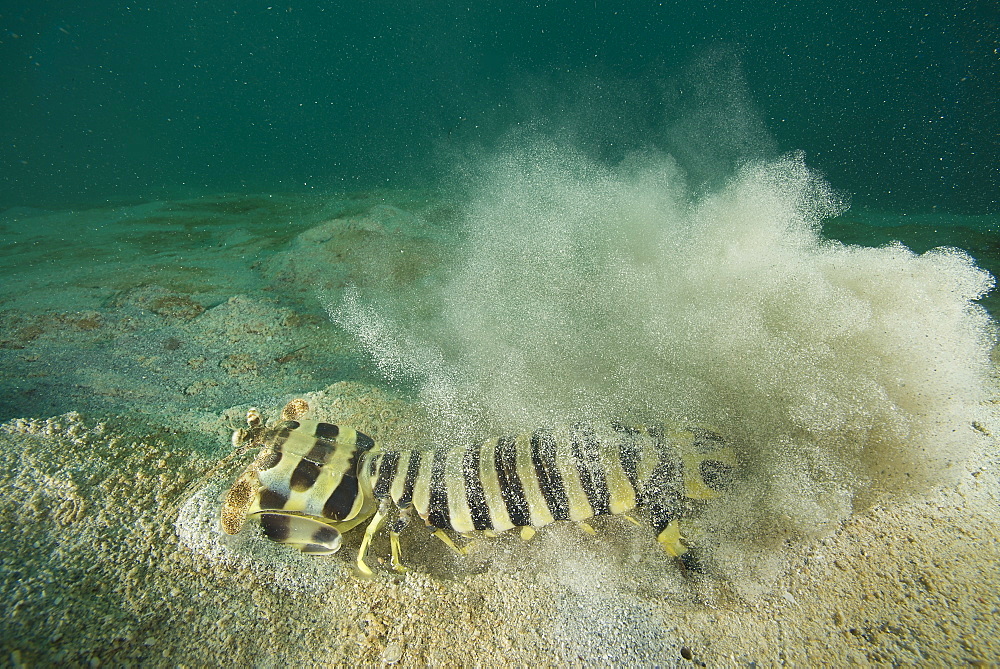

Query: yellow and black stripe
[221,413,377,555]
[219,400,737,574]
[364,424,669,535]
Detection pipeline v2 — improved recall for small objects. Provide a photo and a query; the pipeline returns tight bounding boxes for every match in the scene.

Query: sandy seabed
[1,194,998,666]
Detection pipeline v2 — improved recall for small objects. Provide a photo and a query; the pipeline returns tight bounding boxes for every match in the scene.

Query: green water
[1,2,995,216]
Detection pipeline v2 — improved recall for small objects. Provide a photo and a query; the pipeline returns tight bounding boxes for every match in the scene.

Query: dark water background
[1,1,996,215]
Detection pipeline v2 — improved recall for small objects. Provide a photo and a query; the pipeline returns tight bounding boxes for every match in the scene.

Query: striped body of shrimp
[220,400,737,576]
